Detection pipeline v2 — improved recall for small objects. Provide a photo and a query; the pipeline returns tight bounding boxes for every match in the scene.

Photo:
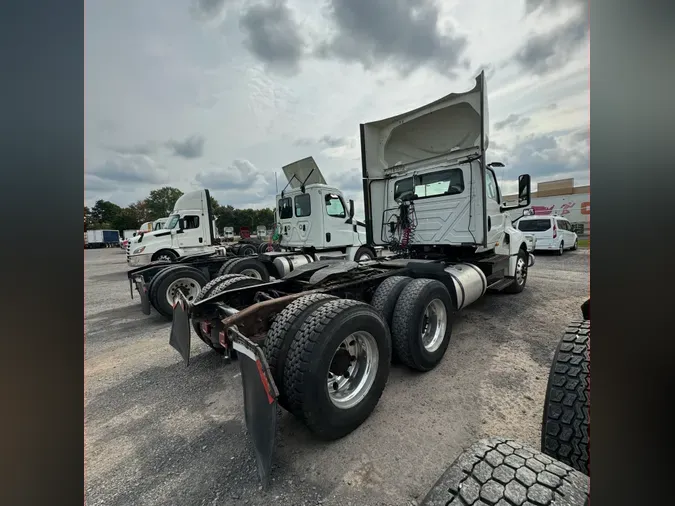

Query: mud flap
[134,276,151,315]
[230,329,279,489]
[169,292,192,365]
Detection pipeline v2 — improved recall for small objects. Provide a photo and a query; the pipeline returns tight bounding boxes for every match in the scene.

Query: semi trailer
[167,72,537,485]
[126,161,381,319]
[84,229,120,248]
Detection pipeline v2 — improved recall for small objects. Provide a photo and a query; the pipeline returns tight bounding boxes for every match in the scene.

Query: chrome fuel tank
[443,263,487,310]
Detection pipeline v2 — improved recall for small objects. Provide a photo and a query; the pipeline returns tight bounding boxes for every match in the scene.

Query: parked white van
[516,215,578,255]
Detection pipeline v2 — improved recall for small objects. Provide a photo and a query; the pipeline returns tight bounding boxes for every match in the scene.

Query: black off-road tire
[263,293,337,409]
[391,278,453,372]
[190,274,247,350]
[151,266,209,319]
[504,248,529,294]
[283,299,391,440]
[216,257,242,277]
[224,257,270,281]
[354,245,375,262]
[421,438,589,506]
[541,321,590,476]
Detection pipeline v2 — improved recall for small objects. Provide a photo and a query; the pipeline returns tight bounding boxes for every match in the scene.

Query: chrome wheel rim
[421,299,447,352]
[515,257,527,285]
[240,268,262,279]
[166,277,201,306]
[157,254,173,262]
[358,253,372,262]
[327,331,379,410]
[559,243,564,254]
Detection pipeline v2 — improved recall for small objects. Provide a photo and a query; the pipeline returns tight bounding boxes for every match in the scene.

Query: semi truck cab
[276,156,370,260]
[127,190,219,266]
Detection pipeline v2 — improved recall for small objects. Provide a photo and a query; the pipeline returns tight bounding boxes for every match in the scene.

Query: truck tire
[420,438,589,506]
[151,249,178,262]
[151,266,209,319]
[239,243,258,256]
[354,245,375,262]
[503,248,529,294]
[216,257,242,277]
[257,241,273,254]
[263,293,337,409]
[190,274,248,351]
[370,275,413,363]
[283,299,392,440]
[541,320,590,476]
[391,278,453,372]
[147,265,190,312]
[224,257,270,281]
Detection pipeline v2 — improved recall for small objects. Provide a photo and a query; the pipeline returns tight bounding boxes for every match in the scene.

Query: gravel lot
[85,248,589,506]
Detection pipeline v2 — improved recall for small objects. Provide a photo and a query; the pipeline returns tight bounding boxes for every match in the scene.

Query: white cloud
[85,0,589,209]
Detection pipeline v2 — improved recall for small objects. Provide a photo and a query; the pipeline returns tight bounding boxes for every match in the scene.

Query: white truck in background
[126,191,222,266]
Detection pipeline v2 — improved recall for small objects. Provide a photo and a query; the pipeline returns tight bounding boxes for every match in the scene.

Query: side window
[278,197,292,219]
[184,215,200,229]
[325,194,346,218]
[295,194,311,217]
[486,170,499,203]
[394,168,465,200]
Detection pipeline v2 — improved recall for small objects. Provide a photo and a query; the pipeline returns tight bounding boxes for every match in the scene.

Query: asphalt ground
[85,248,589,506]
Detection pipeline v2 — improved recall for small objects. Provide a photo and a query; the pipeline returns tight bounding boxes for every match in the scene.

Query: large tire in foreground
[503,247,529,294]
[284,299,392,440]
[150,266,209,319]
[541,320,590,475]
[391,278,453,372]
[263,293,337,409]
[190,274,248,351]
[421,438,589,506]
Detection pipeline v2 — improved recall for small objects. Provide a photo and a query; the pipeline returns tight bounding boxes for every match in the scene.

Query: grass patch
[577,238,590,248]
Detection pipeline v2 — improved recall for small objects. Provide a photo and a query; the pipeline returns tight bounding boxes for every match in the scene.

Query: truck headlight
[133,246,146,254]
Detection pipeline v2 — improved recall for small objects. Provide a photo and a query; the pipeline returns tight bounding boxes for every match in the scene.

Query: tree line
[84,187,275,233]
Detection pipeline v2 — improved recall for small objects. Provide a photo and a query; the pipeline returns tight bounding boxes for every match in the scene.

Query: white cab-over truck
[167,71,537,486]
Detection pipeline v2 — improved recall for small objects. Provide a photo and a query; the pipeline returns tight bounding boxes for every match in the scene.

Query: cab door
[322,192,353,248]
[485,168,504,249]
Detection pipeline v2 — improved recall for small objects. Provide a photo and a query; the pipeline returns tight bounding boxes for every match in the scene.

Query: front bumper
[127,253,153,267]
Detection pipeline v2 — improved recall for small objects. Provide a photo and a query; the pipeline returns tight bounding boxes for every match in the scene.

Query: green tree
[91,200,122,225]
[111,208,141,231]
[145,187,184,219]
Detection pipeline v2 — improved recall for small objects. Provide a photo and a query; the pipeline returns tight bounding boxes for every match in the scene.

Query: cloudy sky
[85,0,589,215]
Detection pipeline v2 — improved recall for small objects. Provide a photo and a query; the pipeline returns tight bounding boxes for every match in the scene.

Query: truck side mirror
[348,199,355,219]
[518,174,531,207]
[500,174,531,212]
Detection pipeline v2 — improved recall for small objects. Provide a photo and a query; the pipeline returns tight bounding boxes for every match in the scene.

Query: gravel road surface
[85,248,589,506]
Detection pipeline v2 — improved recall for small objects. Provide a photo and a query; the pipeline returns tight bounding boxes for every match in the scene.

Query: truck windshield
[164,215,180,229]
[518,219,552,232]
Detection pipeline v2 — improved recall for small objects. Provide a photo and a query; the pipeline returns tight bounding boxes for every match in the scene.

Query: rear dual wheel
[149,266,209,319]
[264,297,392,440]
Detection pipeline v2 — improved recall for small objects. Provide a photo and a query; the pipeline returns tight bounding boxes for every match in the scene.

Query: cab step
[486,278,514,291]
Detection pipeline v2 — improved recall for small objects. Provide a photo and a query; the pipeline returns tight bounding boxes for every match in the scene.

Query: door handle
[199,237,203,243]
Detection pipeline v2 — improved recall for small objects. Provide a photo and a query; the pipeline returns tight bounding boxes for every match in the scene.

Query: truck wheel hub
[327,331,379,410]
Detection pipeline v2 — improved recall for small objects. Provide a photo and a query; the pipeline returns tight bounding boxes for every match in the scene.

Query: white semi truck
[167,71,537,485]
